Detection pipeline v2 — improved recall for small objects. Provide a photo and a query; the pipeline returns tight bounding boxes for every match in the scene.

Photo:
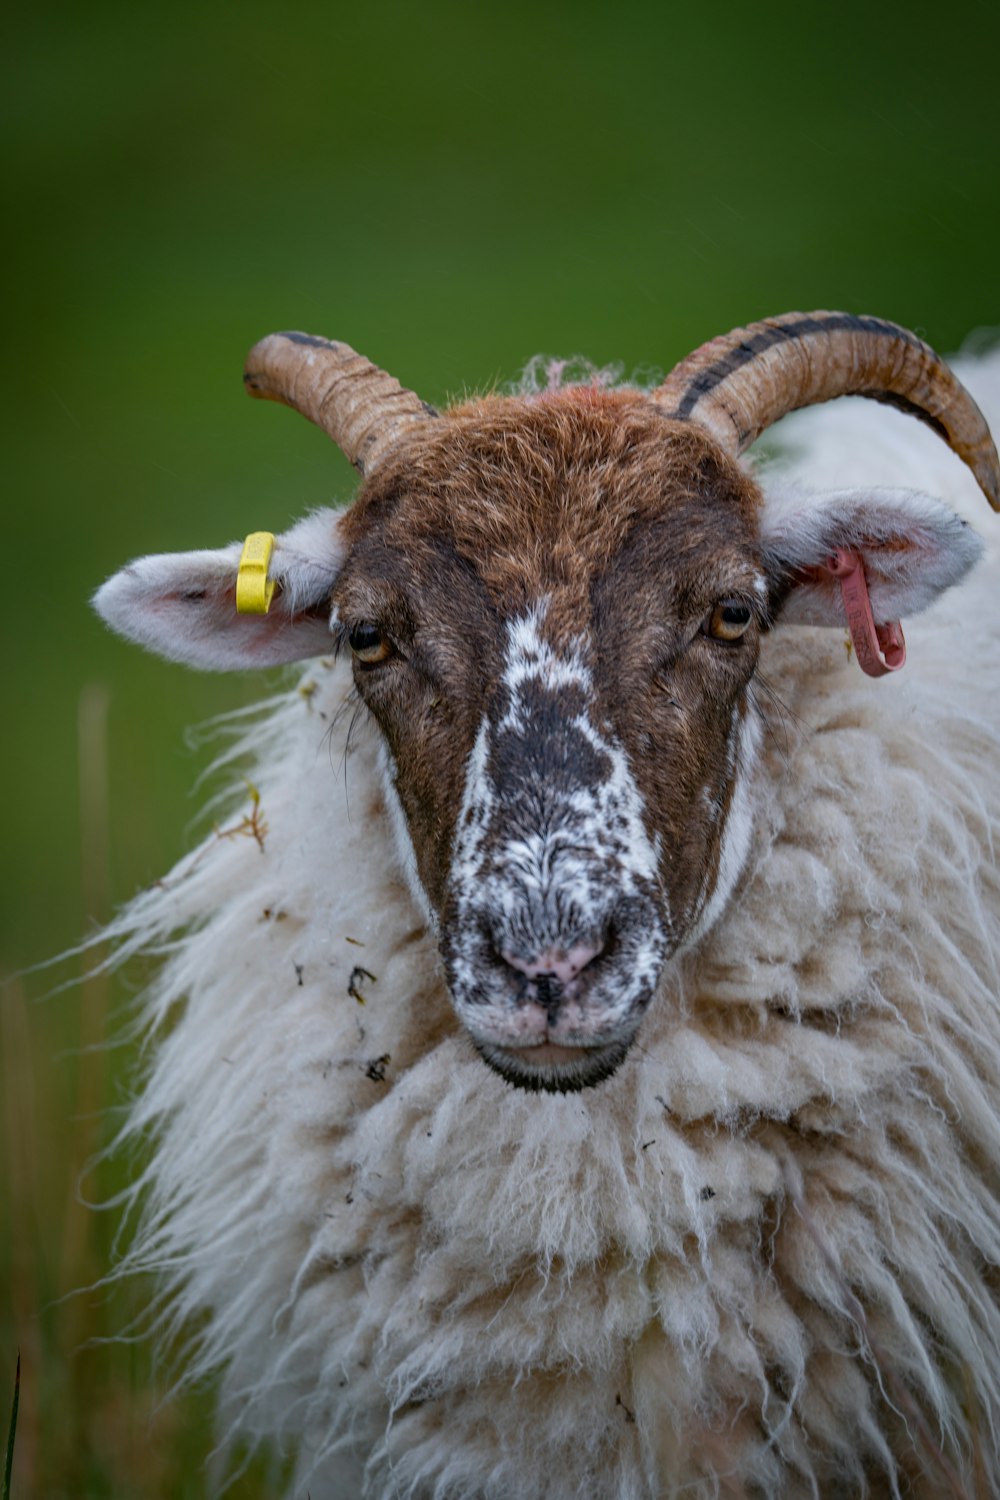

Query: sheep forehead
[339,391,764,610]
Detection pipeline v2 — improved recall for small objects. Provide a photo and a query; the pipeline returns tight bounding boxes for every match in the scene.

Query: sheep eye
[706,601,752,642]
[348,623,393,664]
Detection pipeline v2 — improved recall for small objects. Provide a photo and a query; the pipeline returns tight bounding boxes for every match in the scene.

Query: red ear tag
[820,549,906,678]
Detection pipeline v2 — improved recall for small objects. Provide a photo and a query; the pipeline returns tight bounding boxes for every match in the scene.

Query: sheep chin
[471,1033,635,1094]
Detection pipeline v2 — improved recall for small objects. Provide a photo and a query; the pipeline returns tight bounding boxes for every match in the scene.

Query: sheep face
[95,320,992,1093]
[334,390,766,1091]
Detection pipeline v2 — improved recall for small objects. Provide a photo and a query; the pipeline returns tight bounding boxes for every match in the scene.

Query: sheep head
[95,314,999,1092]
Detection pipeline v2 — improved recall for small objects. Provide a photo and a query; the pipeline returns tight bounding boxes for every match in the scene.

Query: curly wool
[106,351,1000,1500]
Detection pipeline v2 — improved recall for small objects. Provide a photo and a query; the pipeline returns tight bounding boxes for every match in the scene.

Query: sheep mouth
[472,1034,634,1093]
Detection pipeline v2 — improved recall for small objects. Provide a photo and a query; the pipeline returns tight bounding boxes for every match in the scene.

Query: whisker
[751,672,805,768]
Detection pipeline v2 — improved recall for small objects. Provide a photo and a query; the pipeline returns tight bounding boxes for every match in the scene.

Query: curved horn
[654,311,999,511]
[243,331,437,476]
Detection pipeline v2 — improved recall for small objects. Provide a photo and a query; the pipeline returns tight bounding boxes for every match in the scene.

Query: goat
[94,312,1000,1499]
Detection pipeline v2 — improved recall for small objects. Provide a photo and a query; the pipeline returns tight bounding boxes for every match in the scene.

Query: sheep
[93,311,1000,1500]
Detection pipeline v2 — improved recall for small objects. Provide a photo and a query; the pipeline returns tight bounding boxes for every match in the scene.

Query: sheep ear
[93,509,345,671]
[761,487,984,627]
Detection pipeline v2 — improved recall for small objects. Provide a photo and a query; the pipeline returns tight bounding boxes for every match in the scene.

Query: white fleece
[103,349,1000,1499]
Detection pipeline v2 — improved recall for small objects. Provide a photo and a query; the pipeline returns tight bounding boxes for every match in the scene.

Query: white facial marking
[445,607,667,1057]
[684,699,762,947]
[497,611,592,731]
[376,741,438,933]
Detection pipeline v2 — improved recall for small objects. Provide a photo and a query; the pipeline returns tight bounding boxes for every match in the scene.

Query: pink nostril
[501,943,602,985]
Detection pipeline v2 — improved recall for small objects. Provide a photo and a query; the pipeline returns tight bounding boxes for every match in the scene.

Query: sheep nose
[500,942,604,986]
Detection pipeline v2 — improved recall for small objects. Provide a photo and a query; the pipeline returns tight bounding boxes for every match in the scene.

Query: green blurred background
[3,0,998,1494]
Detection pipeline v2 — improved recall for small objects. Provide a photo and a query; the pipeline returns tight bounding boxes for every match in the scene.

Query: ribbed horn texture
[243,331,437,476]
[655,311,1000,511]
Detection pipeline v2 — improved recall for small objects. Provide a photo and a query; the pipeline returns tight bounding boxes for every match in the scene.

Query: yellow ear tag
[236,531,276,614]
